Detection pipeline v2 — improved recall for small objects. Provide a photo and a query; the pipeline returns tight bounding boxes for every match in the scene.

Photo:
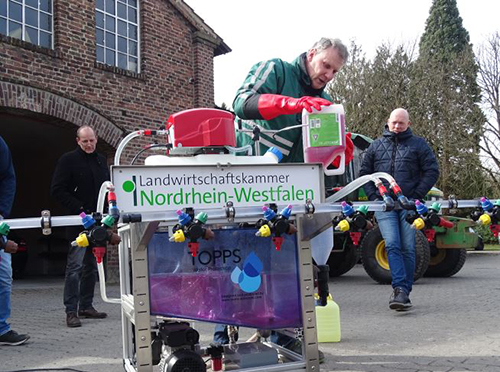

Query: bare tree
[476,32,500,190]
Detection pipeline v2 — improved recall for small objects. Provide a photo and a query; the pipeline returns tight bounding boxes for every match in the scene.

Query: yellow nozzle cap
[336,219,350,232]
[75,233,89,247]
[413,218,425,230]
[479,214,491,226]
[257,224,271,237]
[172,229,186,243]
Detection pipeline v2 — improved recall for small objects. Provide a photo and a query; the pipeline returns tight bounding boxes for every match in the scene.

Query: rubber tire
[327,234,360,277]
[475,237,484,251]
[424,248,467,277]
[361,226,430,284]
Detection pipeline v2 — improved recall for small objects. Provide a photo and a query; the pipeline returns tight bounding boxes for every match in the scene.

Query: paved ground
[3,251,500,372]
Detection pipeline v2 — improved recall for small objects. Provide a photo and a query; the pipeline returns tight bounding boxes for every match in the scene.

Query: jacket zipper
[391,137,398,175]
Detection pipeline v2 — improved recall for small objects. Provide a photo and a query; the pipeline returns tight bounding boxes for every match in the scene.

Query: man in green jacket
[233,37,351,165]
[215,37,352,362]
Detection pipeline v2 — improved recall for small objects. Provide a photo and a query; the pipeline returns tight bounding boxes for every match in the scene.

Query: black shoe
[286,340,325,364]
[389,287,412,311]
[66,312,82,327]
[78,307,107,319]
[0,330,30,346]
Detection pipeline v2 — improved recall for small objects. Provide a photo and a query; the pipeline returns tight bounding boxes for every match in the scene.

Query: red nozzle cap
[489,224,500,237]
[211,358,223,372]
[92,247,106,264]
[108,191,117,202]
[349,232,362,246]
[188,242,199,257]
[272,236,284,251]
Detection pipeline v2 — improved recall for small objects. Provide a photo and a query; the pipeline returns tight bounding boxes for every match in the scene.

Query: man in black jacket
[51,126,110,327]
[360,108,439,310]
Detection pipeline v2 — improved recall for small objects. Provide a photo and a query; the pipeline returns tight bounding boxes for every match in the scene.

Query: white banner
[112,164,323,213]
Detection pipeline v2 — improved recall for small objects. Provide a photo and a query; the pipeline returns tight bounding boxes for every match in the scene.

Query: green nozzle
[430,202,441,213]
[195,212,208,224]
[357,205,369,215]
[494,200,500,206]
[0,222,10,236]
[102,215,116,228]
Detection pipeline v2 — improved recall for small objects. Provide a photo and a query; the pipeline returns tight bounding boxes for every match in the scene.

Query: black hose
[316,265,330,306]
[130,144,169,165]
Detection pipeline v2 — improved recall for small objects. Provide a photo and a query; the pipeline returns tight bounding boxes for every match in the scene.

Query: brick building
[0,0,230,280]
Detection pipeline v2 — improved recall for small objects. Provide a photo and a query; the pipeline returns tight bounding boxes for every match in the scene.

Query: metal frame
[118,211,330,372]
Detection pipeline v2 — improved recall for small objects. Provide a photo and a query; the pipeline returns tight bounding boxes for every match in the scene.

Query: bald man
[360,108,439,310]
[51,126,110,327]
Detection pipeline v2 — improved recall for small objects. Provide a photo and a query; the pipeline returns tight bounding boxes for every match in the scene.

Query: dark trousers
[63,243,97,314]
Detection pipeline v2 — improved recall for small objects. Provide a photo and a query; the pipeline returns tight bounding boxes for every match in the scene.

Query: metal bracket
[40,210,51,235]
[304,198,315,219]
[225,201,235,222]
[268,203,278,213]
[448,195,458,209]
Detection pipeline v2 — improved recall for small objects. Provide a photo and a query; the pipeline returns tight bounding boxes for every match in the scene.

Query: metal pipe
[97,261,121,304]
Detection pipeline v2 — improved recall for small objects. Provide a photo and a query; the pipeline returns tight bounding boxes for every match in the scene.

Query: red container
[167,108,236,149]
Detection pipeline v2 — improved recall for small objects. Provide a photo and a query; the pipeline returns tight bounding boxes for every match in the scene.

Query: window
[96,0,139,73]
[0,0,53,48]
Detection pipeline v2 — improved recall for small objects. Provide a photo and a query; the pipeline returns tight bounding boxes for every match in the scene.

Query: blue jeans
[214,325,295,348]
[375,210,416,293]
[0,250,12,336]
[63,243,98,313]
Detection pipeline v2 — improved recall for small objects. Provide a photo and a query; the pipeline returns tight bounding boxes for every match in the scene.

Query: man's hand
[332,132,354,168]
[109,233,121,245]
[4,240,18,254]
[258,94,331,120]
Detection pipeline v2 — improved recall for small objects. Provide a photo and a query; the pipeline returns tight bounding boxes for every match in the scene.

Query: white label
[112,164,323,213]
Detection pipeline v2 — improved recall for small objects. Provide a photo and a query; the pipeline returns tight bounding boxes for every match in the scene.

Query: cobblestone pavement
[2,252,500,372]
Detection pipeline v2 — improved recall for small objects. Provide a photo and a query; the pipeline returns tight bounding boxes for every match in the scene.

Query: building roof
[170,0,231,56]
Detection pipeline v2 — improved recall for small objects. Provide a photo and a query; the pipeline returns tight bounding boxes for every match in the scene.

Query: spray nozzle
[79,212,96,229]
[341,201,355,217]
[262,206,277,221]
[415,200,428,215]
[176,209,192,226]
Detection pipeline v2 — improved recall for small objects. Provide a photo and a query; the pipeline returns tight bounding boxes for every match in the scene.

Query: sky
[183,0,500,108]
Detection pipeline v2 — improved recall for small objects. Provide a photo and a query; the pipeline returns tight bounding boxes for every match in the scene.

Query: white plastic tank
[145,147,283,166]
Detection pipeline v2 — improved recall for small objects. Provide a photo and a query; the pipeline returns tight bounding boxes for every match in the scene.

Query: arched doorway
[0,82,124,277]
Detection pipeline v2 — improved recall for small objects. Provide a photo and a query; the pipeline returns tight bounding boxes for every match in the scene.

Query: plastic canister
[315,294,341,342]
[302,104,346,175]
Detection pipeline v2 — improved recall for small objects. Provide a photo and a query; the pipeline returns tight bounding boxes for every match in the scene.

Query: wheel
[424,248,467,277]
[360,226,430,284]
[475,236,484,251]
[327,233,360,277]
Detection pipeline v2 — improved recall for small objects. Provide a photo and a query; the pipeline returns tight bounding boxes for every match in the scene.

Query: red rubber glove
[258,94,331,120]
[331,132,354,168]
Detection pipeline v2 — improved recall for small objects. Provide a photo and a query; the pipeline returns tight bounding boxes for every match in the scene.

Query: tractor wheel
[360,226,430,284]
[424,248,467,277]
[327,234,359,277]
